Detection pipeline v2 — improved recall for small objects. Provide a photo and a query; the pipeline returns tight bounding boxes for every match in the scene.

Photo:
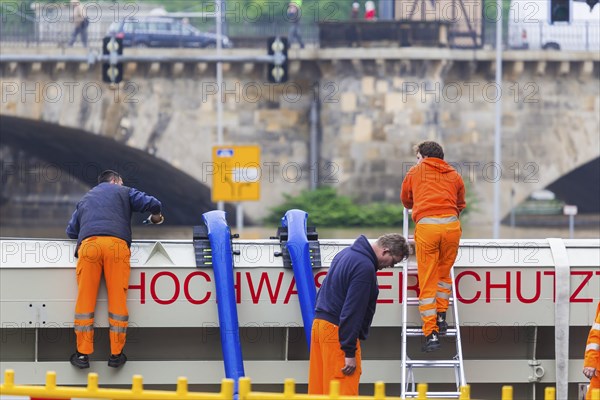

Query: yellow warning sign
[212,145,261,202]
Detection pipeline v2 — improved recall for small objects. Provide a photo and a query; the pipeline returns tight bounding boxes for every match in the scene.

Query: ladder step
[405,359,460,367]
[405,298,454,306]
[404,391,461,398]
[405,328,457,336]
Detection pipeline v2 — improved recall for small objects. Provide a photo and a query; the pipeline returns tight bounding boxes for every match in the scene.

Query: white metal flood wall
[0,238,598,393]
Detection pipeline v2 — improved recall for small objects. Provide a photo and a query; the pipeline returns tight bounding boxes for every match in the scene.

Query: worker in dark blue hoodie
[67,170,163,369]
[308,233,409,395]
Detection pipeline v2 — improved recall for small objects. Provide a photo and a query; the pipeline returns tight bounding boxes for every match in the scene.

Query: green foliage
[264,187,406,227]
[462,178,477,221]
[265,180,477,228]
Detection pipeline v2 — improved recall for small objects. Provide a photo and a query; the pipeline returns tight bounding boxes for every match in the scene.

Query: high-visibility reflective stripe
[74,312,94,320]
[418,216,458,224]
[437,291,450,299]
[586,343,600,352]
[592,322,600,331]
[438,281,452,290]
[108,312,129,322]
[420,309,437,317]
[419,298,435,306]
[110,325,127,334]
[74,325,93,332]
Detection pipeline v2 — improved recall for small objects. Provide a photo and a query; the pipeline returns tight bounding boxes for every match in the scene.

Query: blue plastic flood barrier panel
[202,210,245,390]
[282,209,317,349]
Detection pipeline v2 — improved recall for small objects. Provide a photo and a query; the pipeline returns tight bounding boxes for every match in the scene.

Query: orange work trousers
[74,236,131,355]
[588,376,600,400]
[414,217,461,336]
[308,319,362,396]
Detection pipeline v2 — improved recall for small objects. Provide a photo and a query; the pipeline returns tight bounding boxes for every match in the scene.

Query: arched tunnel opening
[0,115,239,226]
[502,157,600,227]
[547,157,600,214]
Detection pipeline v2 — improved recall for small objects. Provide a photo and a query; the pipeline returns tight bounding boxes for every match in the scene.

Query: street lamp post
[493,0,503,239]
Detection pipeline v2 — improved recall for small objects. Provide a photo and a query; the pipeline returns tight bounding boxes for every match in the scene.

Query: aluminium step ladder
[400,208,466,399]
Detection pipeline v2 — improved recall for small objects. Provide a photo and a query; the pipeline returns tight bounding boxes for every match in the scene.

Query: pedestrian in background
[351,2,360,19]
[308,233,409,395]
[584,302,600,400]
[401,141,466,353]
[287,0,305,49]
[68,0,88,47]
[67,170,164,369]
[364,1,376,20]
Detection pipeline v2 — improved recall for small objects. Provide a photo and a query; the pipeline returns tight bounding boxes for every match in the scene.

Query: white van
[508,0,600,51]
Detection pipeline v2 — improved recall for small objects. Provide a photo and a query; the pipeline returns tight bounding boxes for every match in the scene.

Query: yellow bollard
[502,386,513,400]
[176,377,189,397]
[283,378,296,398]
[45,370,57,390]
[3,369,15,388]
[132,374,144,394]
[373,381,386,400]
[416,383,428,400]
[220,378,234,400]
[87,372,99,392]
[238,377,251,400]
[459,384,470,399]
[544,386,555,400]
[329,380,340,399]
[592,388,600,400]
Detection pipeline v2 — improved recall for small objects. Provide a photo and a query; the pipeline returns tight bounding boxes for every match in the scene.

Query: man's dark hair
[414,141,444,160]
[98,170,122,184]
[376,233,410,262]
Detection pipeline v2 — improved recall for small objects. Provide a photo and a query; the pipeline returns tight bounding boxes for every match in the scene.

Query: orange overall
[401,158,465,336]
[585,302,600,400]
[308,319,362,396]
[414,216,461,335]
[74,236,131,355]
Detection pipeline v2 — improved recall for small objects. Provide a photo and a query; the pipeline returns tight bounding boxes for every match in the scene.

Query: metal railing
[1,17,599,51]
[0,19,319,50]
[4,369,595,400]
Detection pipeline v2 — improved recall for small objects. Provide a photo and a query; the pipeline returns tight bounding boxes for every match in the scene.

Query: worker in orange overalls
[308,234,409,395]
[67,170,163,369]
[401,141,466,352]
[584,301,600,400]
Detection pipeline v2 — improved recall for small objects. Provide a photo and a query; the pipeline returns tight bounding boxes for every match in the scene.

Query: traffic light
[550,0,570,23]
[102,37,123,84]
[267,36,288,84]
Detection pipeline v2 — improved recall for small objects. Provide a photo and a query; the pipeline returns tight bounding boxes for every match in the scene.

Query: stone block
[410,111,424,126]
[393,77,404,89]
[353,115,373,142]
[583,96,596,112]
[502,113,517,127]
[254,109,300,131]
[376,80,389,94]
[341,92,357,112]
[385,93,404,113]
[362,76,375,96]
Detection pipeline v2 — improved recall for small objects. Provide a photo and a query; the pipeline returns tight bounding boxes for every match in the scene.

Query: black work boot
[108,352,127,368]
[437,312,448,336]
[422,332,441,352]
[70,351,90,369]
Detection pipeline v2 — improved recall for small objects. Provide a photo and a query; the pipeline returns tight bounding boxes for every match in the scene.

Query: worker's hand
[150,213,164,225]
[583,366,597,380]
[341,357,356,376]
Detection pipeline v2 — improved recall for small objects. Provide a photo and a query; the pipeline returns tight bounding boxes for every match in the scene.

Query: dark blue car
[107,17,232,48]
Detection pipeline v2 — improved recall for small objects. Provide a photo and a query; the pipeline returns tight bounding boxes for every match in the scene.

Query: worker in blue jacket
[67,170,163,369]
[308,233,409,395]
